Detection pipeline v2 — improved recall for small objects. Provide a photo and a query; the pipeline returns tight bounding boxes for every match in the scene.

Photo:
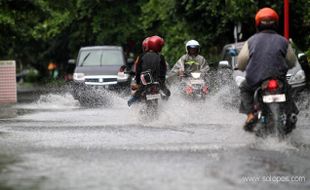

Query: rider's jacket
[170,54,209,76]
[237,30,297,87]
[135,51,167,85]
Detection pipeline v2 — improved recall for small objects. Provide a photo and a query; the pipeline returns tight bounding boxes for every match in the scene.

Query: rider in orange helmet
[237,7,298,131]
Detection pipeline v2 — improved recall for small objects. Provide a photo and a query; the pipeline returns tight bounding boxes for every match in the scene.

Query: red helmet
[142,37,149,52]
[147,35,165,52]
[255,7,279,27]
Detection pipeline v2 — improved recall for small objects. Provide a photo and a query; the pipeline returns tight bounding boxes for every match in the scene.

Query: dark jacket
[135,51,167,85]
[237,30,296,87]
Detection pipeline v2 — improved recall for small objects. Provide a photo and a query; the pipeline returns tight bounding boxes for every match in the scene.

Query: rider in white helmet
[170,40,209,78]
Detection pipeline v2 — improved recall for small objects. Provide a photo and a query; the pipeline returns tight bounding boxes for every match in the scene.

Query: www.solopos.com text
[241,175,306,183]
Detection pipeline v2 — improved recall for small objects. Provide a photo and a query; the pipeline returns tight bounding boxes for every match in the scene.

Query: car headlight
[117,71,129,81]
[289,70,305,84]
[73,73,85,81]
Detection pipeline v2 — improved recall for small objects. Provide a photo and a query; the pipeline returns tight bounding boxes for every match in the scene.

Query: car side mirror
[218,60,231,68]
[68,59,76,64]
[228,48,238,57]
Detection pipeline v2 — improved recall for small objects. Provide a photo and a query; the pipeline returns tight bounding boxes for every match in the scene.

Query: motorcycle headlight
[289,70,305,84]
[73,73,85,81]
[191,72,201,79]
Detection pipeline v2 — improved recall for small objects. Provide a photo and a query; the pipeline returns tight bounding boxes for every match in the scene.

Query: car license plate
[263,94,286,103]
[190,79,204,84]
[146,94,161,100]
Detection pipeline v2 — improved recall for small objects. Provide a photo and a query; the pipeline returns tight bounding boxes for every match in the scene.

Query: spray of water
[12,76,310,152]
[15,93,79,110]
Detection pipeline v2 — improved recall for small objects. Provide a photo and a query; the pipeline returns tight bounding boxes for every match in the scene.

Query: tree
[0,0,309,80]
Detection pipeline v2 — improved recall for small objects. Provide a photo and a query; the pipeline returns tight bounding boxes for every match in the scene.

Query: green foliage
[0,0,309,79]
[140,0,191,65]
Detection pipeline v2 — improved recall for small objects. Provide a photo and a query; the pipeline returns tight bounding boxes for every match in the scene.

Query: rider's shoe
[243,112,257,132]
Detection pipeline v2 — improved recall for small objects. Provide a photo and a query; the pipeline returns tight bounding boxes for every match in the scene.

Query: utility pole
[284,0,289,39]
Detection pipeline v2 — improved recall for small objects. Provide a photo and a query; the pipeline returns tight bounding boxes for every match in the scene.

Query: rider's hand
[131,84,140,90]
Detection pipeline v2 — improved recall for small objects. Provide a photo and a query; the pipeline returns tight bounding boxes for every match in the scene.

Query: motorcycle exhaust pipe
[289,113,298,124]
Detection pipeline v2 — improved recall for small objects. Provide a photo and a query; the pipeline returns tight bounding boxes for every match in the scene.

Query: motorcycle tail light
[267,79,278,91]
[184,86,193,94]
[202,85,209,94]
[150,85,158,92]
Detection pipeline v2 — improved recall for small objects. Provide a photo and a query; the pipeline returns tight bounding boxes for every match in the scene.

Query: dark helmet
[255,7,279,31]
[147,35,165,52]
[142,37,150,52]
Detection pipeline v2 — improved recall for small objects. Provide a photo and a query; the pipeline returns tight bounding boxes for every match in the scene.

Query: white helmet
[185,40,200,53]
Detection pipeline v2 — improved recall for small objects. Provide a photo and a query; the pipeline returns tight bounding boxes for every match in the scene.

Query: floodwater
[0,84,309,190]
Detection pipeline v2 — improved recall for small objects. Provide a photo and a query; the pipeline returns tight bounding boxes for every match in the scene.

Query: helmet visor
[188,45,199,49]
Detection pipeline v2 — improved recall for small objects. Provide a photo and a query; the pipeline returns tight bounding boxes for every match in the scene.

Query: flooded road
[0,86,310,190]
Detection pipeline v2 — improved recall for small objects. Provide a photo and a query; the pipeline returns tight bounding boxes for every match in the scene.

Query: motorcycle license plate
[146,94,161,100]
[190,79,204,84]
[262,94,286,103]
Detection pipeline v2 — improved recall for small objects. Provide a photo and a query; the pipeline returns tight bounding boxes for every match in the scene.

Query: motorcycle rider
[169,40,210,79]
[127,35,170,106]
[237,7,299,131]
[127,37,149,106]
[130,37,149,89]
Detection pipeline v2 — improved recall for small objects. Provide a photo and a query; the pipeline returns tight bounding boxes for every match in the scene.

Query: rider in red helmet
[237,7,298,131]
[128,35,170,106]
[129,37,150,93]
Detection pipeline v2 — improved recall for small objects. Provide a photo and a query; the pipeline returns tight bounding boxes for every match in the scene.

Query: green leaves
[0,0,309,79]
[32,11,72,40]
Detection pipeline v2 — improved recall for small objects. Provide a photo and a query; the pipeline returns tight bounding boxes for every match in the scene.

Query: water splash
[11,81,310,152]
[15,93,79,110]
[251,136,299,152]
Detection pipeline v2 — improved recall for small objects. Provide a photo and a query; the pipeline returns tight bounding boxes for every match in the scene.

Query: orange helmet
[147,35,165,52]
[255,7,279,27]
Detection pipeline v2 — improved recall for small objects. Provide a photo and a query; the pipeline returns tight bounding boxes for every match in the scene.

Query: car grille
[85,78,99,82]
[103,78,117,82]
[85,78,117,83]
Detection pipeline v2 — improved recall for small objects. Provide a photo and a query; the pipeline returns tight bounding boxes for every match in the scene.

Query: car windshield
[78,49,124,66]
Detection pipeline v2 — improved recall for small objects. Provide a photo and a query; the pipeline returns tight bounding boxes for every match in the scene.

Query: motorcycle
[139,82,161,119]
[128,70,162,120]
[252,78,298,138]
[180,72,209,100]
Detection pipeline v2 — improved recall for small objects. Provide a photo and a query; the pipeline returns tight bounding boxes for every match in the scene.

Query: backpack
[140,52,161,83]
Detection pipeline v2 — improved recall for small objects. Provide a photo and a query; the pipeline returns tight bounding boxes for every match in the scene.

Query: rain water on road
[0,85,310,190]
